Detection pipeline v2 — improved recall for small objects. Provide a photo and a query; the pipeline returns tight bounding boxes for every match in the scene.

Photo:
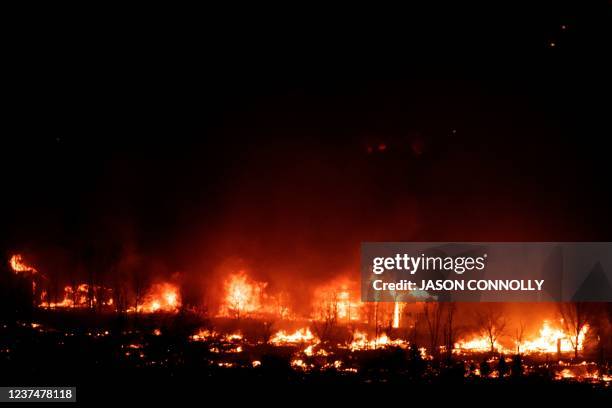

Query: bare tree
[276,292,291,320]
[474,304,507,353]
[442,303,457,359]
[261,320,275,344]
[514,319,526,355]
[132,267,147,313]
[409,310,424,346]
[423,302,445,359]
[558,302,594,360]
[312,292,338,341]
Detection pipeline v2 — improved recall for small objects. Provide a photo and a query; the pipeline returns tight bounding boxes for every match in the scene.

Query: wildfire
[290,359,312,370]
[455,320,590,355]
[222,332,244,342]
[39,284,114,309]
[349,330,408,351]
[455,336,507,354]
[9,254,37,274]
[190,329,216,341]
[392,302,402,328]
[220,272,266,318]
[132,282,181,313]
[520,321,588,354]
[270,328,316,345]
[313,280,362,322]
[554,362,610,383]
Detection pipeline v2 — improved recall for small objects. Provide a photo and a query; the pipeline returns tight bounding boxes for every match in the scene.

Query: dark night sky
[1,2,611,302]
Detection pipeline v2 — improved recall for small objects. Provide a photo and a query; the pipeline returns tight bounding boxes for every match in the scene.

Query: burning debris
[39,284,114,309]
[312,280,362,323]
[3,253,612,388]
[454,321,590,356]
[220,272,267,318]
[130,282,181,313]
[349,330,408,351]
[9,254,38,274]
[270,328,316,345]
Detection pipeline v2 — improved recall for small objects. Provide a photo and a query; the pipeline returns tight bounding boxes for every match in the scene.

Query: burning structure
[2,253,611,389]
[2,39,612,402]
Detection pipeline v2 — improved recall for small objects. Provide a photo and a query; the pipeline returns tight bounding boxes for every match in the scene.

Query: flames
[39,283,116,309]
[132,282,181,313]
[270,328,316,345]
[40,284,90,308]
[6,254,611,386]
[2,254,605,365]
[554,362,612,383]
[312,280,362,322]
[39,280,181,313]
[520,321,588,354]
[392,302,401,328]
[220,272,266,318]
[349,330,408,351]
[455,336,502,353]
[454,320,589,355]
[9,254,37,274]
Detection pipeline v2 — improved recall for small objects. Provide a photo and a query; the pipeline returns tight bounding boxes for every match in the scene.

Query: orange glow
[9,254,37,274]
[392,302,401,328]
[130,282,181,313]
[40,284,89,308]
[190,329,216,341]
[455,320,590,355]
[454,335,508,354]
[520,321,588,354]
[349,330,408,351]
[312,280,361,322]
[270,328,316,345]
[220,272,266,318]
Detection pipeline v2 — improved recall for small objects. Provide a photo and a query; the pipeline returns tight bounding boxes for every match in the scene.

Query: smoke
[2,80,611,312]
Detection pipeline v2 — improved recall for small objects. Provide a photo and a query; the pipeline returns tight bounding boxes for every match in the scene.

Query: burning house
[2,12,612,402]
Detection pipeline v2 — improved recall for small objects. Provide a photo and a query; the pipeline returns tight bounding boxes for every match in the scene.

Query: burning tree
[220,272,266,318]
[312,291,339,341]
[558,302,594,359]
[514,319,526,355]
[474,304,507,354]
[442,303,457,359]
[423,302,458,359]
[423,302,445,359]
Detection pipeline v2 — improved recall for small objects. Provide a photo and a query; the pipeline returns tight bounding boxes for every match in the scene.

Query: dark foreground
[1,312,610,404]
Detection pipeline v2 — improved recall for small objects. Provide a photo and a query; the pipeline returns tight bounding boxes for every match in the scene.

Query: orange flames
[349,330,408,351]
[41,284,86,308]
[130,282,181,313]
[40,284,114,309]
[9,254,37,274]
[455,336,504,353]
[520,321,588,354]
[392,302,402,328]
[3,254,605,372]
[270,328,316,345]
[220,272,266,318]
[454,320,589,355]
[312,280,362,322]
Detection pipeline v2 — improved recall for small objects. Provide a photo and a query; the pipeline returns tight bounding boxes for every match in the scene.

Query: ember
[270,328,316,345]
[349,330,408,351]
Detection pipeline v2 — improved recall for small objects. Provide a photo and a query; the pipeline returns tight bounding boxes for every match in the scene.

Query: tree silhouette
[474,304,507,354]
[558,302,594,360]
